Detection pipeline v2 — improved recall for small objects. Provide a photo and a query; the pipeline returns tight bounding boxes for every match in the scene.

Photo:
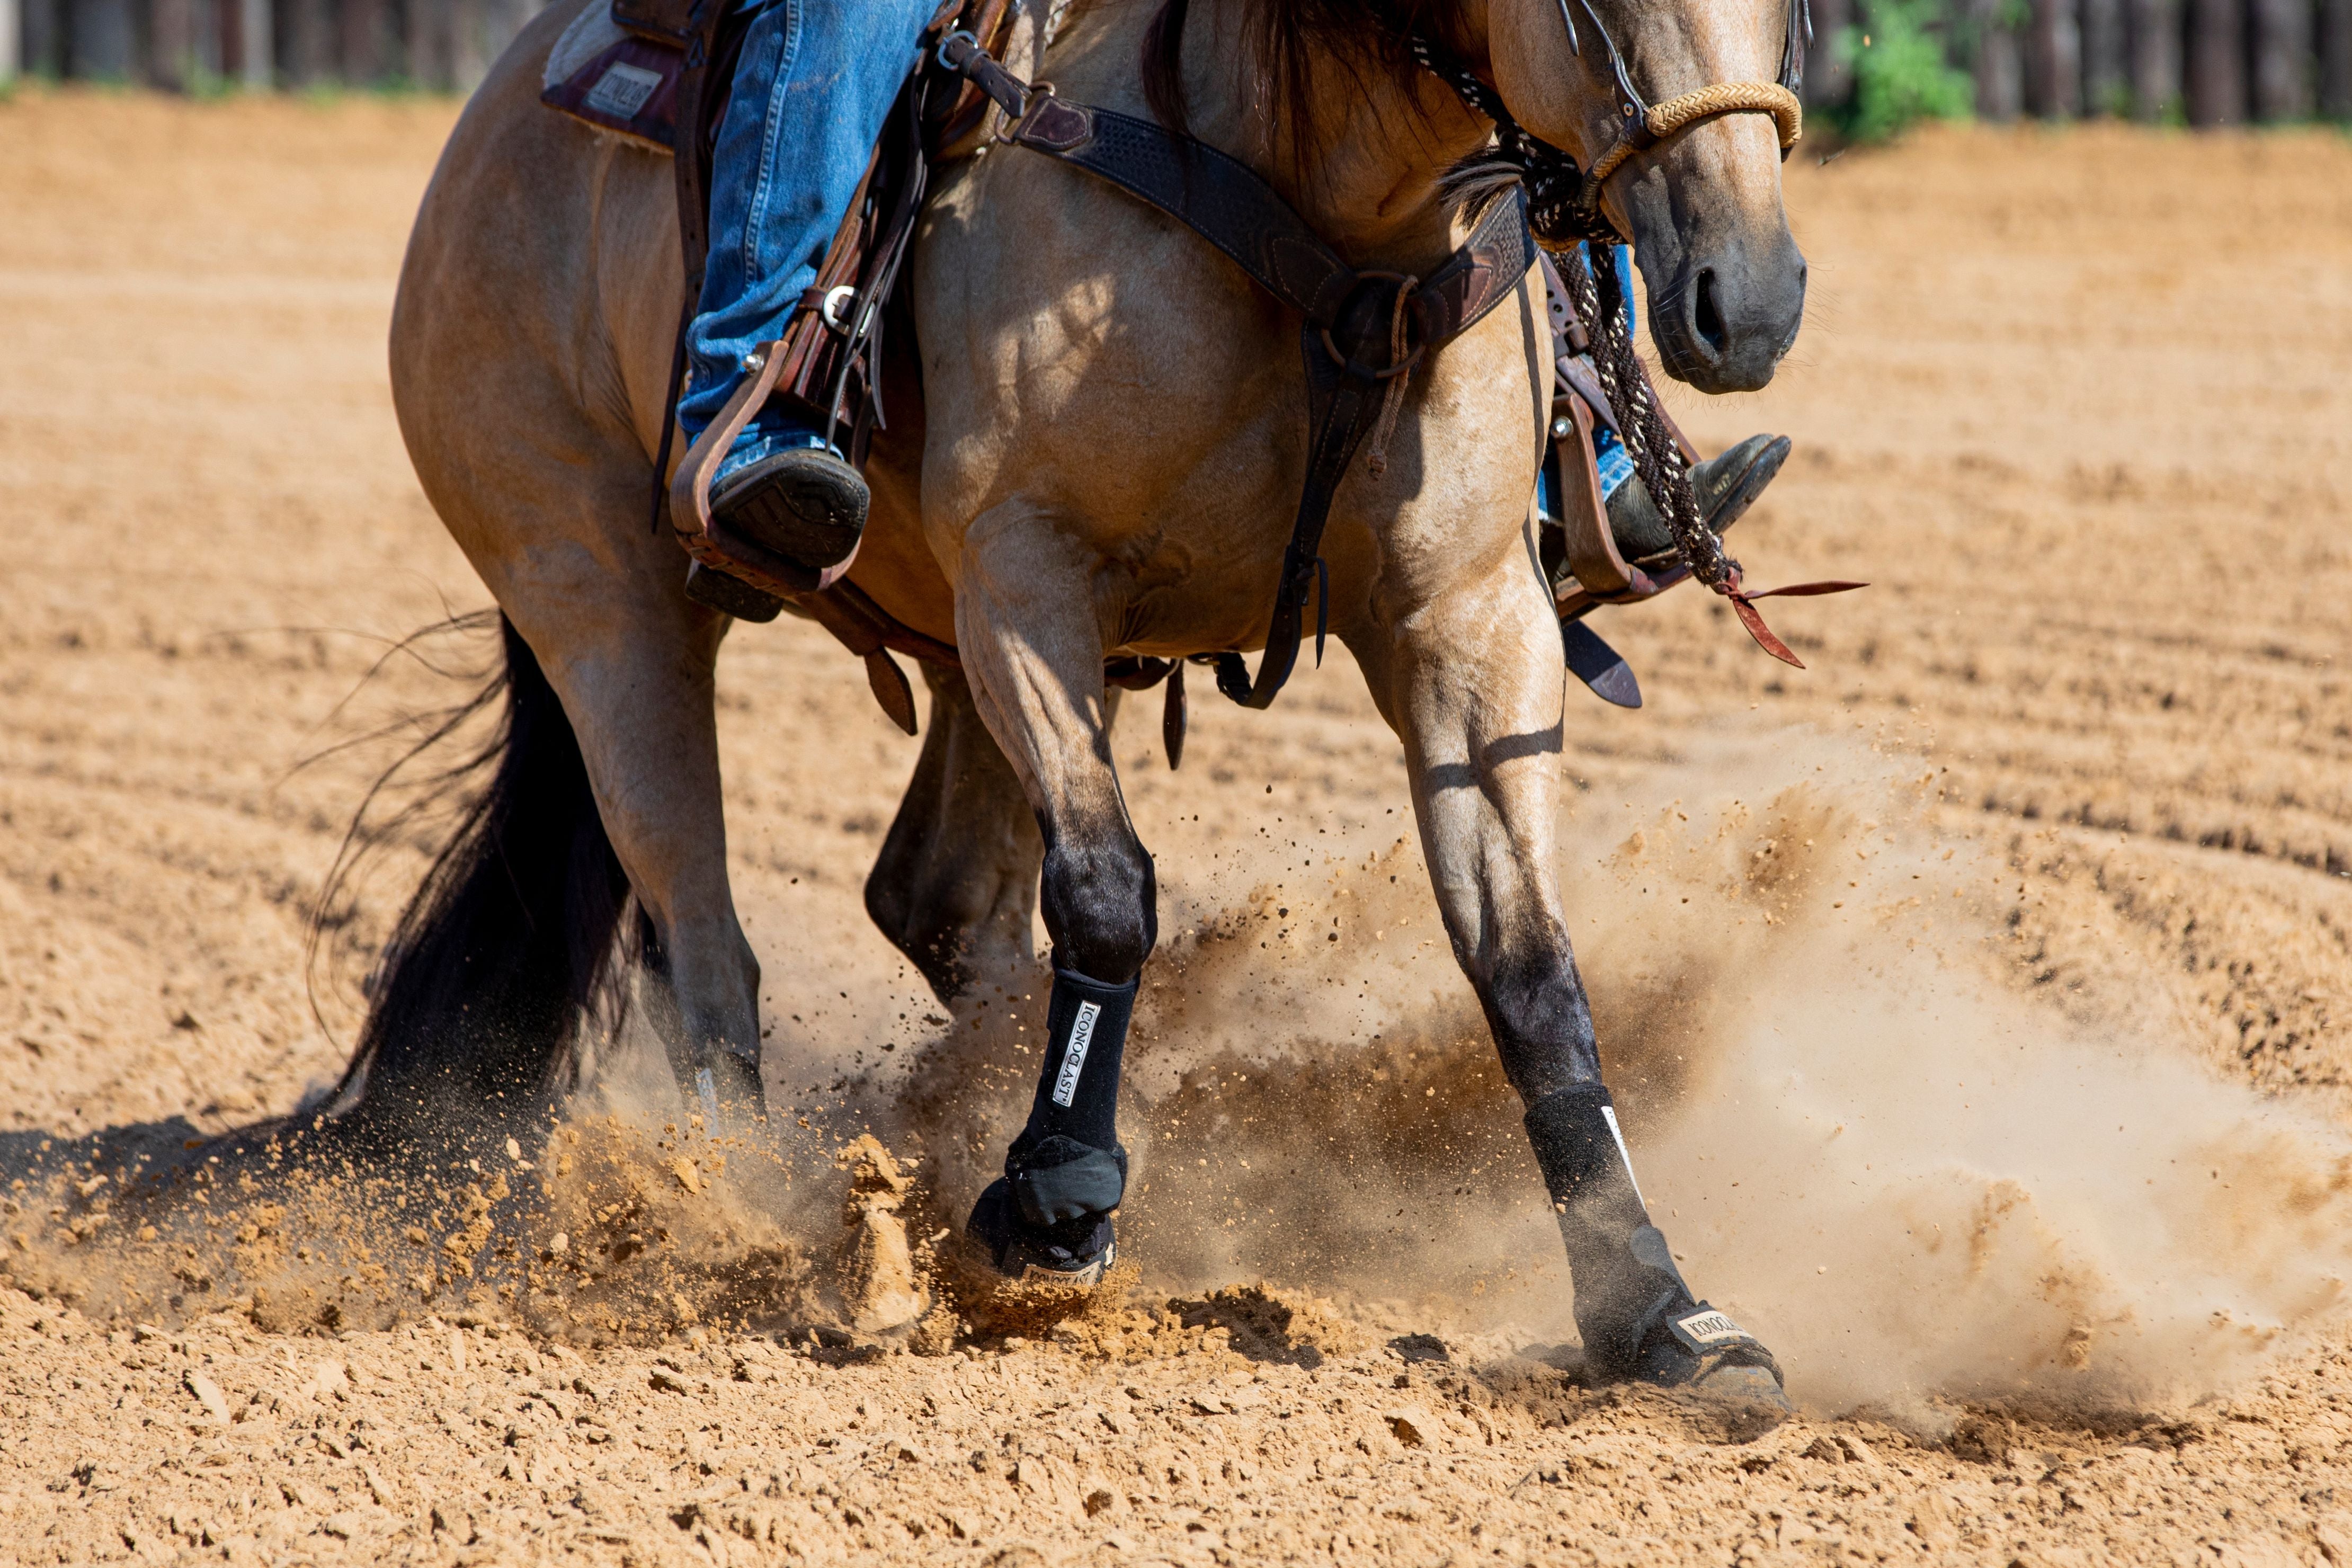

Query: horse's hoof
[965,1177,1116,1286]
[710,445,869,574]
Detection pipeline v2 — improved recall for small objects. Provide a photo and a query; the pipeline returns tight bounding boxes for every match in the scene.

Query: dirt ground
[3,85,2351,1567]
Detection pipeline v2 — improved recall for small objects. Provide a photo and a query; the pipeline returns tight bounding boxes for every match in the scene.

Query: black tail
[319,613,632,1141]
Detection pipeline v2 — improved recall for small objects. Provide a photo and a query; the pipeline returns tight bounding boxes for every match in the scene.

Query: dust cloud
[878,725,2352,1421]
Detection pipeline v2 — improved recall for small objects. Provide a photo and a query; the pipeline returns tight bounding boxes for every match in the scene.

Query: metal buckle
[935,28,977,69]
[819,284,858,332]
[997,81,1059,145]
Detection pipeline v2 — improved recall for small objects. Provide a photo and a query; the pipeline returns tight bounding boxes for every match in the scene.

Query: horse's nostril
[1693,268,1729,359]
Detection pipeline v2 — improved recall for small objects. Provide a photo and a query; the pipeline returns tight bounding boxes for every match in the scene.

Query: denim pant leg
[676,0,939,448]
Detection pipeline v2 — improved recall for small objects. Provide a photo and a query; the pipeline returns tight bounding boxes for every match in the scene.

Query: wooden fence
[3,0,2347,121]
[3,0,546,90]
[1802,0,2349,123]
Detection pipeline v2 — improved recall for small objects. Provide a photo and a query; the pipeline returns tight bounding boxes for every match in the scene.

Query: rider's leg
[679,0,938,572]
[946,502,1154,1281]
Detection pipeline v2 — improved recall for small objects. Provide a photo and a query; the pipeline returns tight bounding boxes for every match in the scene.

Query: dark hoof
[709,446,868,574]
[966,1177,1116,1286]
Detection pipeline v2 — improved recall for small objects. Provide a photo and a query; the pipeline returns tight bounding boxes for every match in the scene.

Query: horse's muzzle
[1645,227,1807,396]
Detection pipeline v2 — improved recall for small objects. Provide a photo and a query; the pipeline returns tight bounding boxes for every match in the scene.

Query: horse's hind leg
[506,587,767,1124]
[865,662,1043,1004]
[368,476,767,1127]
[1357,550,1787,1407]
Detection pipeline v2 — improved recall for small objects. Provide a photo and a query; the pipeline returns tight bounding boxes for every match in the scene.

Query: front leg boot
[965,962,1136,1286]
[966,1134,1126,1284]
[1525,1084,1788,1409]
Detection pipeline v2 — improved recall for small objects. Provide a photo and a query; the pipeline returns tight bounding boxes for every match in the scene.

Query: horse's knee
[1038,831,1156,983]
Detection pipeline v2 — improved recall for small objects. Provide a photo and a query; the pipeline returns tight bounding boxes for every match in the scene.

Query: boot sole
[710,449,869,574]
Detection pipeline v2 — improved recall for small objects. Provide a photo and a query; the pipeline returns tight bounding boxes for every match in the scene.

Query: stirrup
[667,340,867,602]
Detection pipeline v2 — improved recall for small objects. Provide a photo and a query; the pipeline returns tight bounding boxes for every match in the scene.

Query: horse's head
[1482,0,1808,392]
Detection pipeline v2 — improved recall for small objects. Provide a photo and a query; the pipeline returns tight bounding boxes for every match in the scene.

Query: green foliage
[1833,0,1976,143]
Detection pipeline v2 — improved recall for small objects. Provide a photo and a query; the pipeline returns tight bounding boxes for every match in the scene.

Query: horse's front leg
[1361,538,1788,1405]
[942,503,1147,1282]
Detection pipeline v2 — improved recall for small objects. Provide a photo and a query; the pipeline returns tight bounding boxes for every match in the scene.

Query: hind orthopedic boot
[1523,1084,1784,1395]
[967,964,1134,1284]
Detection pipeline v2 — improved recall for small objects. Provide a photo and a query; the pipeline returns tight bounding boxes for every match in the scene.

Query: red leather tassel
[1724,581,1868,669]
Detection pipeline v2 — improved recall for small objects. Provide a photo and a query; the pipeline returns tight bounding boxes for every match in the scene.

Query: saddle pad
[542,0,680,155]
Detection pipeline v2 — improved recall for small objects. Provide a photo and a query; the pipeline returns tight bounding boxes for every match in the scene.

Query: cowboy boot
[708,439,870,577]
[1606,433,1791,568]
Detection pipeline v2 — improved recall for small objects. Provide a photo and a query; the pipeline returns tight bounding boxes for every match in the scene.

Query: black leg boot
[1525,1085,1787,1404]
[966,963,1134,1284]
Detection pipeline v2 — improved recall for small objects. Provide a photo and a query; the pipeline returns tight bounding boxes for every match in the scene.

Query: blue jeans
[678,0,940,457]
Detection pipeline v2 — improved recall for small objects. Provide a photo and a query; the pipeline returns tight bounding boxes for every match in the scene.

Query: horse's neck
[1065,0,1494,263]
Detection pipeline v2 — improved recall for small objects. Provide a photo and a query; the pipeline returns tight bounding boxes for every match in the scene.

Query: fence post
[406,0,444,87]
[2081,0,2128,109]
[1970,0,2028,116]
[340,0,383,82]
[73,0,137,77]
[149,0,195,86]
[224,0,268,83]
[1805,0,1856,114]
[2250,0,2314,115]
[2127,0,2182,112]
[2327,0,2352,114]
[2027,0,2084,112]
[452,0,486,89]
[0,0,18,82]
[22,0,58,75]
[2187,0,2247,120]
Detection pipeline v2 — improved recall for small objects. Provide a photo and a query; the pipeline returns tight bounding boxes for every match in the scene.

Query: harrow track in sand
[2,91,2351,1564]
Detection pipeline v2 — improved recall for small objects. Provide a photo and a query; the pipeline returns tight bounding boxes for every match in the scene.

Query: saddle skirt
[541,0,682,152]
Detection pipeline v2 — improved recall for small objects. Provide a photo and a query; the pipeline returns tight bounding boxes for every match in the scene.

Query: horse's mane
[1139,0,1457,161]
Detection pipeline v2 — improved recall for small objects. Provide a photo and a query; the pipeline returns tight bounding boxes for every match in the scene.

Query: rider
[679,3,1786,584]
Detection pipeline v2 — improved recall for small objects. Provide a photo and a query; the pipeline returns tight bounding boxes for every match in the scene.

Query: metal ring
[820,285,858,332]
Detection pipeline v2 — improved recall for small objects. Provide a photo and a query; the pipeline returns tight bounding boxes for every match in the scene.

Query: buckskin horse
[360,0,1812,1401]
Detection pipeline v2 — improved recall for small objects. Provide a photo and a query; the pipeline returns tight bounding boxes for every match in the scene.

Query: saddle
[541,1,1829,741]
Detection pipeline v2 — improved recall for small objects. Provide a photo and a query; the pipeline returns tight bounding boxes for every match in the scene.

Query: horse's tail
[320,612,632,1140]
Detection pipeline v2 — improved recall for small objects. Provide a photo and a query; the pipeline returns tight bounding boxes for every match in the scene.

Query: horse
[362,0,1808,1397]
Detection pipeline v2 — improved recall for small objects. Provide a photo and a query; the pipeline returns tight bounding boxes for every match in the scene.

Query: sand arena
[1,88,2351,1564]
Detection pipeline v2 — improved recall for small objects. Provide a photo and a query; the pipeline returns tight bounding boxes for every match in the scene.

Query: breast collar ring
[1551,0,1810,226]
